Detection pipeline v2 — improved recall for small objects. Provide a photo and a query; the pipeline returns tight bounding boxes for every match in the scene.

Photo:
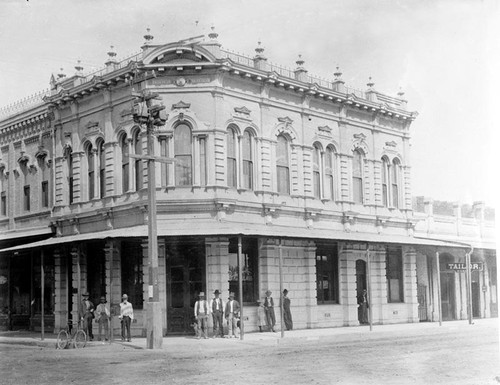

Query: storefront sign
[446,263,483,271]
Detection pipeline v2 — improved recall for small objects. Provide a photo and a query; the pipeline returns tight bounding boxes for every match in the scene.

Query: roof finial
[334,65,343,81]
[208,25,218,40]
[296,54,305,69]
[57,68,66,80]
[108,45,117,59]
[397,87,405,98]
[74,60,84,75]
[254,40,266,59]
[367,76,375,88]
[144,27,154,45]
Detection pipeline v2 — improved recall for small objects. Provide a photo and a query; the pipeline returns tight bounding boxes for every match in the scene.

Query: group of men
[193,289,278,339]
[78,292,134,342]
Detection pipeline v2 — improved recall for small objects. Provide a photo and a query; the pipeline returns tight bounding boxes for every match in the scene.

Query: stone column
[339,243,360,326]
[72,152,83,203]
[53,248,68,332]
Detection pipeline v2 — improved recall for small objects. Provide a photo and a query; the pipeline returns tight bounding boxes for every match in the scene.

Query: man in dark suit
[224,292,240,338]
[210,289,224,338]
[78,292,94,340]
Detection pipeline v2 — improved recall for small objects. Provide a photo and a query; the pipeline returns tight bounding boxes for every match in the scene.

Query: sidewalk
[0,318,497,352]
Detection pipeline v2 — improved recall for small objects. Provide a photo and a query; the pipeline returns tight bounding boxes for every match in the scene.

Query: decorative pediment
[353,133,366,141]
[85,121,100,130]
[385,141,397,147]
[172,100,191,110]
[352,132,369,154]
[318,125,332,134]
[234,106,251,115]
[35,146,49,160]
[278,116,293,127]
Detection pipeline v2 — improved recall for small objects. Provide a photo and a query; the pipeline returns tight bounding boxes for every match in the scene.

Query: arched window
[37,156,49,208]
[313,144,321,199]
[242,130,253,190]
[276,135,290,194]
[381,157,390,207]
[227,127,237,188]
[392,158,400,208]
[87,144,94,200]
[121,135,129,193]
[98,140,106,198]
[352,149,364,204]
[133,130,143,191]
[325,146,335,201]
[174,123,192,186]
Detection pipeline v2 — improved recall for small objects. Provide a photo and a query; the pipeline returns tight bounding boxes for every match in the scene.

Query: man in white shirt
[194,292,209,339]
[119,294,134,342]
[224,292,240,338]
[209,289,224,338]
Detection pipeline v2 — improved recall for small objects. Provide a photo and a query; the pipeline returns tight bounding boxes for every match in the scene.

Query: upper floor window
[386,245,404,303]
[392,159,400,208]
[23,185,30,211]
[199,136,207,186]
[352,149,364,204]
[381,157,390,207]
[133,130,143,191]
[98,140,106,198]
[37,157,49,208]
[86,144,94,200]
[227,127,237,188]
[276,135,290,195]
[0,169,6,216]
[64,147,73,204]
[174,123,192,186]
[242,130,254,190]
[324,146,336,201]
[313,144,322,199]
[121,135,129,193]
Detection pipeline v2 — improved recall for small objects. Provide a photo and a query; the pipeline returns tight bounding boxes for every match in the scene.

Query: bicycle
[56,320,87,349]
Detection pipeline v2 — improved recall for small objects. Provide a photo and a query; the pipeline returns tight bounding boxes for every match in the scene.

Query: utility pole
[130,90,174,349]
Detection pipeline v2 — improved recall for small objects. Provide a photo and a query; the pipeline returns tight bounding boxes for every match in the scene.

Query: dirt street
[1,321,498,385]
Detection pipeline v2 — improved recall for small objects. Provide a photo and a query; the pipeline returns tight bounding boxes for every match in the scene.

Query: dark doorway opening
[356,259,367,324]
[165,238,205,335]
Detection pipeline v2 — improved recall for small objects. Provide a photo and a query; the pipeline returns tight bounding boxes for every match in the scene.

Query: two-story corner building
[0,29,496,335]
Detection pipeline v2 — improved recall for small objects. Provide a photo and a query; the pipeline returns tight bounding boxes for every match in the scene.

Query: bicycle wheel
[73,330,87,349]
[56,330,69,349]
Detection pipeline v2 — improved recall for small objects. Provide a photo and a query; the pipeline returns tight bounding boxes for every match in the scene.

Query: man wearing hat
[209,290,224,338]
[194,292,209,339]
[224,292,240,338]
[264,290,276,332]
[79,292,95,341]
[119,294,134,342]
[95,296,110,342]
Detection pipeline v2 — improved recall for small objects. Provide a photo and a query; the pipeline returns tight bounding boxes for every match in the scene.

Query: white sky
[0,0,498,207]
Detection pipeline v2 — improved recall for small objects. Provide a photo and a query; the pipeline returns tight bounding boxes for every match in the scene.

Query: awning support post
[237,235,244,340]
[41,249,45,341]
[279,239,284,338]
[366,244,373,331]
[436,251,442,326]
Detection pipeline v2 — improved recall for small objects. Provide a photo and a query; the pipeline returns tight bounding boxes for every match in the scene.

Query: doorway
[165,239,205,334]
[356,259,367,324]
[440,272,456,320]
[471,270,481,318]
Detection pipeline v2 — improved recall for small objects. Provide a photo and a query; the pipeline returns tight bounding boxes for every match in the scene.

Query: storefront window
[33,253,55,314]
[121,242,144,310]
[228,238,258,303]
[386,245,404,302]
[316,243,339,304]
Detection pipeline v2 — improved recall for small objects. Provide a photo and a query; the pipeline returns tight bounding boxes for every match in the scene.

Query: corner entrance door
[165,239,205,335]
[440,272,456,321]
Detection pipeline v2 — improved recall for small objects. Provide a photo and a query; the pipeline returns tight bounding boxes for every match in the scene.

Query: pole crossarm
[128,154,176,163]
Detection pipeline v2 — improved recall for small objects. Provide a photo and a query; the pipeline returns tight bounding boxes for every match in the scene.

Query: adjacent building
[0,29,496,335]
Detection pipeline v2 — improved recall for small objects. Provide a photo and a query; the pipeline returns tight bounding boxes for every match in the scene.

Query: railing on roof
[222,49,254,67]
[81,51,142,83]
[0,89,50,120]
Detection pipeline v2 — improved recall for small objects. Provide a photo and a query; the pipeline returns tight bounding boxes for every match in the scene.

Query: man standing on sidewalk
[79,292,94,341]
[95,296,110,342]
[357,289,369,324]
[119,294,134,342]
[210,289,224,338]
[194,292,209,339]
[264,290,276,332]
[224,292,240,338]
